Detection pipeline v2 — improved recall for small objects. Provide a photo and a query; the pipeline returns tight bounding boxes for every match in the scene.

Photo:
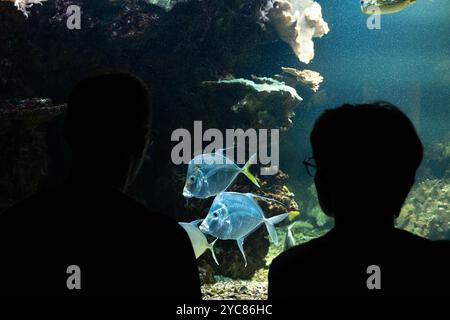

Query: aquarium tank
[0,0,449,300]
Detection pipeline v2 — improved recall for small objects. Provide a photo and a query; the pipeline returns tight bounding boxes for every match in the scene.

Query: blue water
[282,0,450,174]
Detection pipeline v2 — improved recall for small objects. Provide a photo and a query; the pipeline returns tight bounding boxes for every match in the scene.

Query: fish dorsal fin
[215,144,236,156]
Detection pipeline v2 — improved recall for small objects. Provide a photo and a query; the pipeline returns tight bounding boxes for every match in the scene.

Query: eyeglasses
[302,157,317,177]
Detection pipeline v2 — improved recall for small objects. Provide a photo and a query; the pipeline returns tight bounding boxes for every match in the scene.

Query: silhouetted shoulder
[0,184,201,299]
[269,228,448,299]
[268,233,332,300]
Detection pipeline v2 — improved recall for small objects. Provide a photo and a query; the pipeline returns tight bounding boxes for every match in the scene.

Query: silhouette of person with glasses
[269,102,450,299]
[0,72,201,299]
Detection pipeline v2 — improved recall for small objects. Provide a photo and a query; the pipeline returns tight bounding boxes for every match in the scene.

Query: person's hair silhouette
[269,102,449,299]
[0,72,201,299]
[65,72,152,191]
[311,102,423,232]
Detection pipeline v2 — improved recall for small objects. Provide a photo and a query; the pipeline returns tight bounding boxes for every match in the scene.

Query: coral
[0,0,47,17]
[147,0,186,11]
[205,77,301,101]
[261,0,329,64]
[397,179,450,240]
[281,66,323,92]
[201,76,302,132]
[421,134,450,180]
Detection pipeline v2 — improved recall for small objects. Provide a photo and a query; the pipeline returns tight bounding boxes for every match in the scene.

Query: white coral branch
[1,0,47,17]
[262,0,329,64]
[16,0,47,17]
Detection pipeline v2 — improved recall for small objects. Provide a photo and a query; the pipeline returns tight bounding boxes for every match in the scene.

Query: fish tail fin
[209,238,219,265]
[264,213,288,245]
[241,153,260,188]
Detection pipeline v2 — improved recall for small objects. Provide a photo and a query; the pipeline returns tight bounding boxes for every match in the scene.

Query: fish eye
[189,176,195,182]
[213,212,218,218]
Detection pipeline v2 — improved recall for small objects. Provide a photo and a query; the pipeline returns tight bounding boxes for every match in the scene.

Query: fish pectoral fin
[237,238,247,267]
[209,238,219,265]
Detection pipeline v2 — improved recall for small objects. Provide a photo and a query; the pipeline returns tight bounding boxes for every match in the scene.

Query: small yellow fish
[288,210,300,221]
[361,0,416,15]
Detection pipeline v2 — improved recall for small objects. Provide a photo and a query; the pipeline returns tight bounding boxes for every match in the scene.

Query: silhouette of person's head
[65,72,152,191]
[310,102,423,231]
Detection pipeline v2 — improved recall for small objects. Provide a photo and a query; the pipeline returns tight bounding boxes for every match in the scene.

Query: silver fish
[183,150,259,199]
[199,192,292,266]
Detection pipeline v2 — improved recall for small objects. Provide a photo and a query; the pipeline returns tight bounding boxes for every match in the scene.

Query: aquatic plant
[260,0,329,64]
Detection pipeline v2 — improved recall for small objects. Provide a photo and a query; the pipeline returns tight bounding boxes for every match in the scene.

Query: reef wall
[0,98,66,212]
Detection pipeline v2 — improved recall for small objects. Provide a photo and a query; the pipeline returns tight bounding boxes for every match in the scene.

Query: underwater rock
[201,76,302,132]
[281,67,323,92]
[260,0,329,64]
[0,97,66,212]
[397,179,450,240]
[208,227,269,279]
[198,260,215,285]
